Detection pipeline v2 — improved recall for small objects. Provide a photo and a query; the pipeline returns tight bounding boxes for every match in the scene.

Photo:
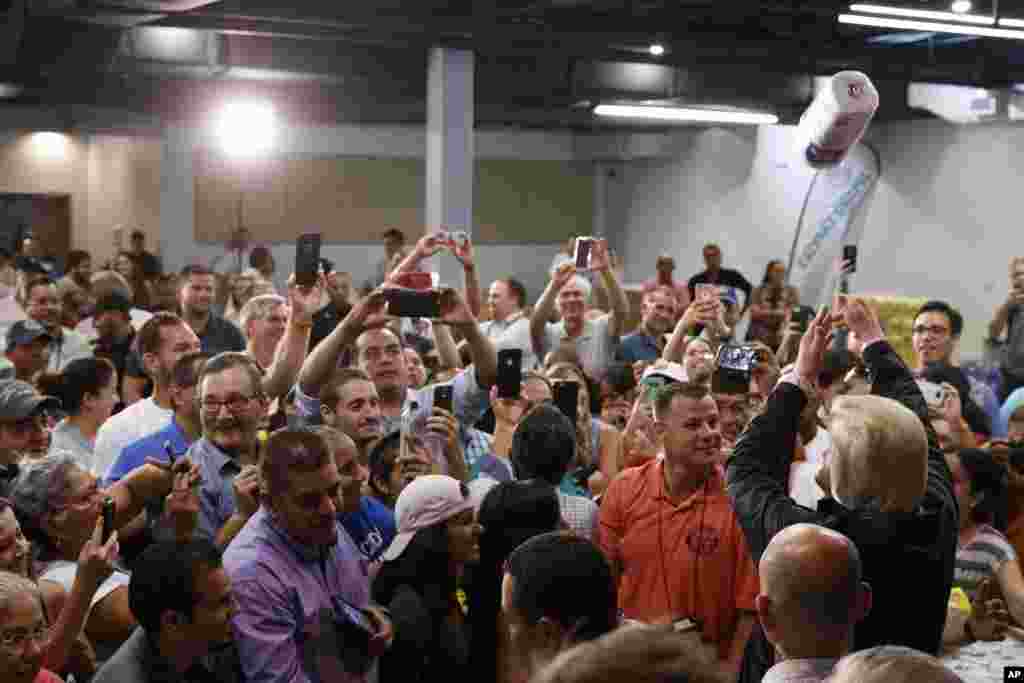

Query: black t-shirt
[125,314,245,380]
[309,301,352,353]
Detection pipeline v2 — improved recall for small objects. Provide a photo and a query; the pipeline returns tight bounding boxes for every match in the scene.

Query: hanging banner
[786,142,881,311]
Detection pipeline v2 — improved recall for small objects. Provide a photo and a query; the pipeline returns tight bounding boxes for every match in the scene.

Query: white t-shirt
[40,561,130,613]
[95,397,173,481]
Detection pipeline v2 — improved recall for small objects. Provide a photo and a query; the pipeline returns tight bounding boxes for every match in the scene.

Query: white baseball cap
[381,474,474,562]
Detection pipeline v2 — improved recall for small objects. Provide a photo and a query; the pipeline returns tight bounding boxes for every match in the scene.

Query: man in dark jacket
[726,299,958,683]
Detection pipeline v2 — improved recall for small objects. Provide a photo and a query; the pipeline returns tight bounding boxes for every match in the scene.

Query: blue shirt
[617,331,660,363]
[103,418,193,486]
[339,497,396,563]
[187,436,244,542]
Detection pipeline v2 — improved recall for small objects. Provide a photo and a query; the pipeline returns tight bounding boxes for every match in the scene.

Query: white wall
[161,124,574,299]
[606,125,816,288]
[856,117,1022,354]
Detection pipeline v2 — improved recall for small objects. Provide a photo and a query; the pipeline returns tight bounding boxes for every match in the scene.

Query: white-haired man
[828,645,963,683]
[530,239,629,383]
[725,298,958,683]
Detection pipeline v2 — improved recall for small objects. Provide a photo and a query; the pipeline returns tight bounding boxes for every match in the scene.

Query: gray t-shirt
[539,315,617,381]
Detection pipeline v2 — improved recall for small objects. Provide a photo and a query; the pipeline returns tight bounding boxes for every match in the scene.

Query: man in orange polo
[598,381,757,680]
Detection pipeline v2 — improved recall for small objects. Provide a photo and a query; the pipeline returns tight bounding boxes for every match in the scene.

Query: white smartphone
[916,380,946,409]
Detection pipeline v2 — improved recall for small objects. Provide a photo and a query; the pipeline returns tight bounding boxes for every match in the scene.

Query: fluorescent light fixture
[28,132,69,159]
[999,17,1024,27]
[951,0,972,14]
[212,100,277,156]
[649,43,665,56]
[593,104,778,125]
[838,13,1024,39]
[848,3,994,24]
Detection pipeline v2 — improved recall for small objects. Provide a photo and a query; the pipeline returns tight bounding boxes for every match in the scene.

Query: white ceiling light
[951,0,972,14]
[999,17,1024,27]
[648,43,665,56]
[848,3,994,24]
[212,100,277,156]
[838,13,1024,39]
[594,104,778,125]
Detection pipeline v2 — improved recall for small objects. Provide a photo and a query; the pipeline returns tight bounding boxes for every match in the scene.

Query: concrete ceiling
[4,0,1024,129]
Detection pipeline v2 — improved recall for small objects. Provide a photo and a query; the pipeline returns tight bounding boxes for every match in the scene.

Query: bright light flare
[649,43,666,56]
[212,100,277,156]
[28,132,69,159]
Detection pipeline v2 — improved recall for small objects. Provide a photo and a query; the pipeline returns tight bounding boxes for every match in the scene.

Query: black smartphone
[433,385,454,415]
[712,343,758,395]
[295,233,322,288]
[497,349,523,400]
[1010,447,1024,469]
[842,245,858,274]
[101,497,115,543]
[383,288,442,318]
[553,381,580,425]
[163,439,177,467]
[574,237,593,270]
[791,306,815,333]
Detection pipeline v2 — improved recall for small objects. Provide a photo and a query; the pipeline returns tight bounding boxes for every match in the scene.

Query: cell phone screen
[842,245,858,274]
[433,385,454,414]
[101,498,115,543]
[384,288,442,318]
[553,381,580,425]
[574,238,593,270]
[497,349,523,399]
[295,233,322,287]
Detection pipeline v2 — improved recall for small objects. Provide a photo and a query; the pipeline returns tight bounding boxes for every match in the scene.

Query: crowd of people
[0,223,1021,683]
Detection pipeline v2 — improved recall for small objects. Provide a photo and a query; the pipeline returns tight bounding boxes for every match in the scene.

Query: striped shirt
[955,524,1017,601]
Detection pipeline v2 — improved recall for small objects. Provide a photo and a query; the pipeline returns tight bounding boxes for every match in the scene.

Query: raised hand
[426,407,460,453]
[165,464,201,539]
[795,307,833,385]
[353,289,393,330]
[415,232,449,259]
[233,465,262,519]
[840,296,884,348]
[78,517,118,594]
[551,262,577,291]
[588,238,611,272]
[287,273,326,326]
[968,579,1010,641]
[449,233,475,270]
[435,288,476,327]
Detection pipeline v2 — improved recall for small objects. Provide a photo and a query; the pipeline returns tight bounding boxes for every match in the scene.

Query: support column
[425,46,474,289]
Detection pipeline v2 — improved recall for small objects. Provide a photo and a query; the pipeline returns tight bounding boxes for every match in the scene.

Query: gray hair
[199,352,264,399]
[8,453,79,559]
[0,570,40,617]
[830,646,963,683]
[238,294,287,336]
[562,275,592,303]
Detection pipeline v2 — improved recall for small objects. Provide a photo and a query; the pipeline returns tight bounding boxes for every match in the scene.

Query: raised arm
[432,320,463,371]
[662,301,713,363]
[450,235,482,319]
[261,277,320,399]
[386,233,447,283]
[298,291,390,397]
[530,263,575,359]
[440,288,497,388]
[590,240,630,337]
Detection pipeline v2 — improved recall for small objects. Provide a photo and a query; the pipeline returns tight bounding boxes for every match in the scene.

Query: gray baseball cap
[0,380,60,421]
[6,320,52,351]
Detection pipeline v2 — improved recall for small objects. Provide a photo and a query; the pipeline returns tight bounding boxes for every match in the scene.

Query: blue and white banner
[786,143,881,311]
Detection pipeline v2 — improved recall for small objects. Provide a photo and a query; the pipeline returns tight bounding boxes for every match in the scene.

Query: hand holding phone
[497,349,523,400]
[574,237,594,270]
[695,284,717,305]
[383,288,442,318]
[433,385,454,415]
[842,245,858,274]
[553,381,580,425]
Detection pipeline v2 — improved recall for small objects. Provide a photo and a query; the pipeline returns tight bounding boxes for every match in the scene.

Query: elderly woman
[8,453,193,658]
[0,497,116,681]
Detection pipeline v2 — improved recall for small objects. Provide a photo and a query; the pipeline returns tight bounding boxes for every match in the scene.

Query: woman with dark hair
[944,449,1024,641]
[37,357,117,473]
[112,251,151,310]
[373,475,481,682]
[747,259,799,352]
[466,479,562,683]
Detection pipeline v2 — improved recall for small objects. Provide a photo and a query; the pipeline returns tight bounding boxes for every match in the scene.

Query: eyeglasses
[198,395,263,414]
[0,624,51,651]
[912,325,950,337]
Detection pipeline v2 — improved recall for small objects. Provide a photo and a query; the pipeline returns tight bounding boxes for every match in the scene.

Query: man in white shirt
[480,277,537,370]
[94,312,201,479]
[758,524,871,683]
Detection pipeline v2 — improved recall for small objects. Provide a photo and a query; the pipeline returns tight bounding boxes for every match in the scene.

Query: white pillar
[425,46,474,289]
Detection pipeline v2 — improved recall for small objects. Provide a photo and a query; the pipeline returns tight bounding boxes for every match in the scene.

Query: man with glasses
[186,353,268,548]
[0,570,60,683]
[911,300,995,436]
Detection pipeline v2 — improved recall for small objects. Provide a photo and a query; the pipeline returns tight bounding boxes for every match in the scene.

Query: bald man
[757,524,871,682]
[726,299,958,683]
[827,645,963,683]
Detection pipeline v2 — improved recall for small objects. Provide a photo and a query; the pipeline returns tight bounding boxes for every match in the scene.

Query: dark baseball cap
[95,292,133,316]
[6,320,52,351]
[0,380,60,420]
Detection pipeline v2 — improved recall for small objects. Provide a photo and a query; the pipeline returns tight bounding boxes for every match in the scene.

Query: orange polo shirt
[598,458,758,659]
